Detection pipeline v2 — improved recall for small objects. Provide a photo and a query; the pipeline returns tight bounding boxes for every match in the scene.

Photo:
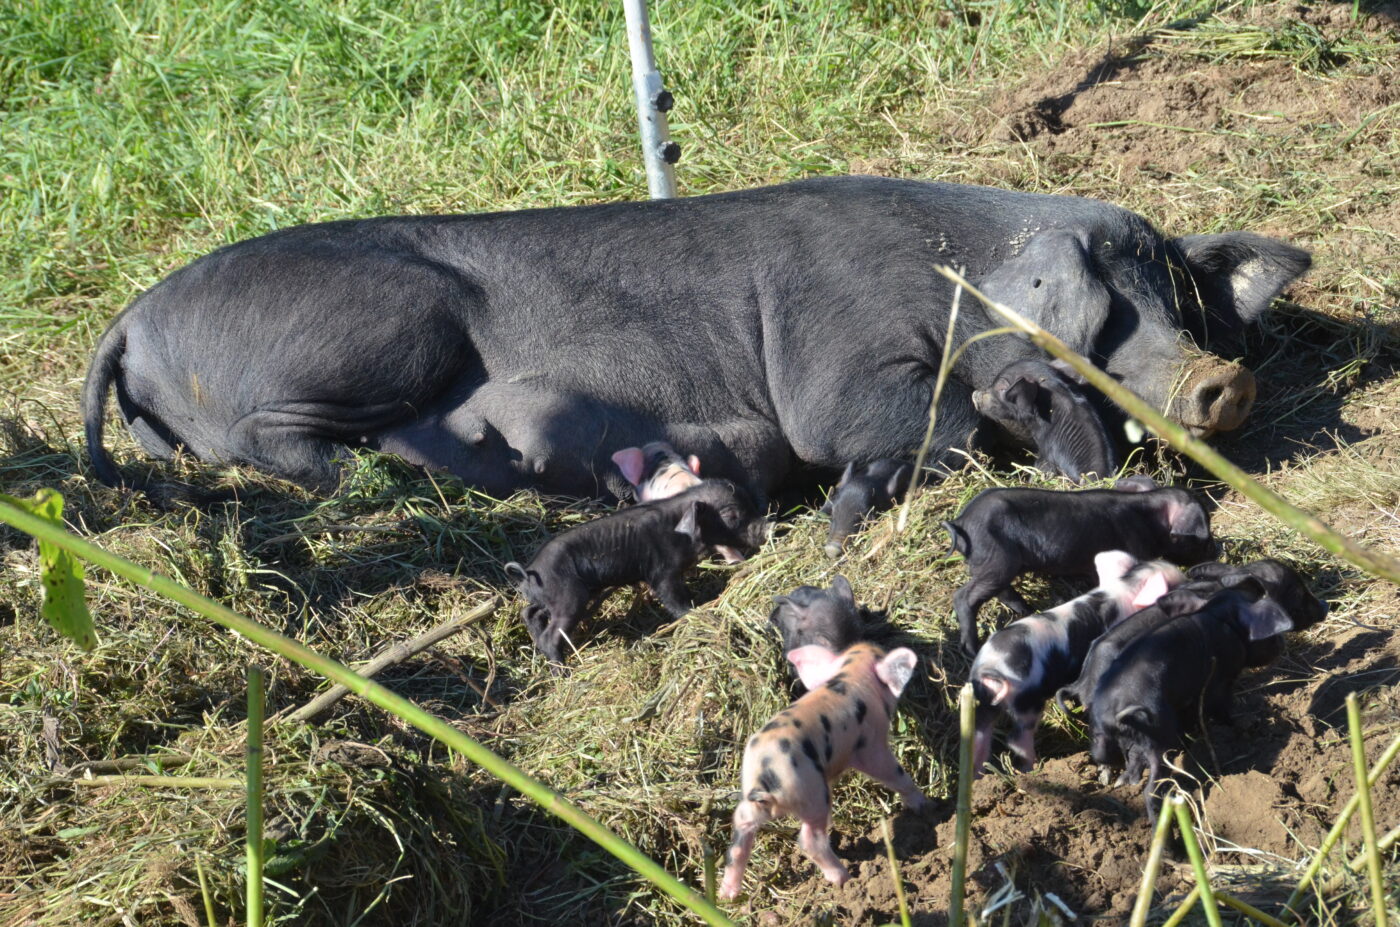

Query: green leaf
[2,490,99,651]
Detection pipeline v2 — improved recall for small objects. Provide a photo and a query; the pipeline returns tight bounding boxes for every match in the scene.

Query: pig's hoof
[825,868,850,887]
[1097,766,1112,787]
[823,541,844,559]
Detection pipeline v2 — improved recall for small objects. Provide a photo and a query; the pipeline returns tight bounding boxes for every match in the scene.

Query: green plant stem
[899,279,962,532]
[246,665,265,927]
[1284,731,1400,917]
[195,856,218,927]
[1161,886,1201,927]
[1130,793,1176,927]
[1172,795,1222,927]
[882,817,913,927]
[950,683,975,927]
[932,265,1400,586]
[0,498,734,927]
[65,775,242,789]
[1346,693,1389,927]
[1216,891,1290,927]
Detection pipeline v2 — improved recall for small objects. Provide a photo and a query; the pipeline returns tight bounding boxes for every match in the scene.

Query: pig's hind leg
[851,743,928,810]
[719,798,771,900]
[797,812,850,886]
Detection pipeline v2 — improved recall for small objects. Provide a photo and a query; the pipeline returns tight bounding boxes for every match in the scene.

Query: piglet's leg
[1007,709,1042,772]
[852,744,928,811]
[797,813,850,887]
[1142,749,1167,821]
[972,706,996,778]
[719,799,769,900]
[996,587,1033,617]
[649,572,695,619]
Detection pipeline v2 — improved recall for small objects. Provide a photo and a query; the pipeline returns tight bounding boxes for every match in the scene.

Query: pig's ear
[1114,475,1159,493]
[1004,376,1039,411]
[1131,571,1172,609]
[836,461,855,488]
[1094,550,1138,586]
[1240,597,1294,640]
[1156,588,1211,618]
[1186,560,1233,582]
[675,500,703,541]
[831,574,855,607]
[687,455,701,476]
[1167,499,1211,541]
[887,463,913,498]
[612,448,646,486]
[875,648,918,698]
[787,645,844,691]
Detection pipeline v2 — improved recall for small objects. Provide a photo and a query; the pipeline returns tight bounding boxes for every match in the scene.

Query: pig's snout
[1170,357,1256,437]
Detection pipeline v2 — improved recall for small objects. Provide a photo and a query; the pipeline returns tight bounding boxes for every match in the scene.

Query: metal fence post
[623,0,679,199]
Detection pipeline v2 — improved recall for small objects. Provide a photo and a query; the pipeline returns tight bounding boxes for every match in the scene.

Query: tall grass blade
[1346,693,1389,927]
[1172,794,1222,927]
[950,683,975,927]
[246,665,266,927]
[1130,793,1176,927]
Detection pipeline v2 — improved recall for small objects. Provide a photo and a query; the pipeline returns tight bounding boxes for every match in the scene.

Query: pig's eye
[719,505,740,524]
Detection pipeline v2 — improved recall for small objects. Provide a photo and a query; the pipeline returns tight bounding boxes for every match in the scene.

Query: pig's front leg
[649,572,695,619]
[996,587,1033,617]
[797,813,850,886]
[1007,708,1042,772]
[851,743,928,811]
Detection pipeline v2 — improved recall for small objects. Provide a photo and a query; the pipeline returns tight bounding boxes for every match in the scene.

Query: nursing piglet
[611,440,702,502]
[720,643,924,899]
[944,484,1216,655]
[768,574,866,656]
[1087,577,1294,817]
[971,552,1184,775]
[972,359,1116,483]
[821,459,912,558]
[1059,558,1326,714]
[504,479,767,668]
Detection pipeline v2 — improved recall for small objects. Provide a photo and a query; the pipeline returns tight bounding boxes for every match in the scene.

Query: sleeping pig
[768,574,866,656]
[821,459,913,558]
[943,483,1216,655]
[1086,576,1294,817]
[1058,558,1326,714]
[611,440,702,502]
[970,551,1184,775]
[972,358,1117,483]
[504,479,767,669]
[719,642,925,898]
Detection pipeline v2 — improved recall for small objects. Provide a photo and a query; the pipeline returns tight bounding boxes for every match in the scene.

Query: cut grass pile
[2,0,1399,923]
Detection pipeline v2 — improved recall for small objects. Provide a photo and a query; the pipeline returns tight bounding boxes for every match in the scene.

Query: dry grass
[2,0,1399,924]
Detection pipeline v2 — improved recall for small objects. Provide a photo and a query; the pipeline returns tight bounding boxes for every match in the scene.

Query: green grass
[2,0,1399,924]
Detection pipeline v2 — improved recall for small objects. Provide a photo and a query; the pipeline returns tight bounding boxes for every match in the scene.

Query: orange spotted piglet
[719,642,925,899]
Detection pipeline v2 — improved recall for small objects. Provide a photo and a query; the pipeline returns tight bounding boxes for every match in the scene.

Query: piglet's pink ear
[611,448,646,486]
[876,648,918,698]
[686,455,701,476]
[1094,550,1137,587]
[787,645,844,691]
[1131,571,1170,609]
